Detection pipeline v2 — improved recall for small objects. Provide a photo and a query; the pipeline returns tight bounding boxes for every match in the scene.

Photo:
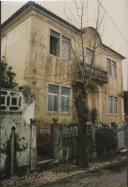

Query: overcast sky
[1,0,128,90]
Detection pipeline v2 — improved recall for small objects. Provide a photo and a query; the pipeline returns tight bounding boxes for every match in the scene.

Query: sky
[1,0,128,90]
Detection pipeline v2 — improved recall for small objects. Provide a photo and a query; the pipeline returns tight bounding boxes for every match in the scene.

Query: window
[48,84,70,112]
[49,30,60,56]
[107,59,112,75]
[61,86,70,112]
[108,95,113,113]
[49,29,71,59]
[112,61,117,78]
[107,59,117,78]
[0,89,23,112]
[108,95,118,114]
[62,36,71,60]
[113,97,118,114]
[48,84,59,112]
[85,48,94,64]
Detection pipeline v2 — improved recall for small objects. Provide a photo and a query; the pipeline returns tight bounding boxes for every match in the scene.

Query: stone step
[36,159,59,172]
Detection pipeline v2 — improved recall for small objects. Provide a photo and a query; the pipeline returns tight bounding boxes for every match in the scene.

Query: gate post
[52,123,60,161]
[10,126,16,176]
[30,119,37,171]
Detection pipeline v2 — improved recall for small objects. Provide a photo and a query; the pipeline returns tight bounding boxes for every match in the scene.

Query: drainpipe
[0,88,1,172]
[29,119,32,170]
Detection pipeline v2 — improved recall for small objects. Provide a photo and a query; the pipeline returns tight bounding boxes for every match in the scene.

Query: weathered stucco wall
[1,8,124,126]
[0,95,36,176]
[1,16,32,86]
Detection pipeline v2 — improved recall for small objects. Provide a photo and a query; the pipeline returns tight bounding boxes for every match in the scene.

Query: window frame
[49,29,60,57]
[107,95,119,114]
[48,83,71,113]
[48,83,60,112]
[107,58,117,79]
[48,28,71,60]
[60,85,70,112]
[85,47,95,65]
[61,35,71,60]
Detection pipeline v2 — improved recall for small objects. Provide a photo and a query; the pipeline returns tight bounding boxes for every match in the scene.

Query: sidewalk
[0,155,126,187]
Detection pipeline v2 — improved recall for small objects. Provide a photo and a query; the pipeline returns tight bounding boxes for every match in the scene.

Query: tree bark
[72,81,89,167]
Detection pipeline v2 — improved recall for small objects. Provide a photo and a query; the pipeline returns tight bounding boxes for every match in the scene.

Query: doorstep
[36,159,59,171]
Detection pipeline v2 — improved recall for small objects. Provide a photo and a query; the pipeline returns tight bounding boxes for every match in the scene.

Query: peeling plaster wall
[0,100,36,175]
[1,9,124,126]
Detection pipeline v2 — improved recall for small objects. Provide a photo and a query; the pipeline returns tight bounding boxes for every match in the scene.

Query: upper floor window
[49,30,60,56]
[85,48,94,64]
[107,95,118,114]
[107,59,117,78]
[62,36,71,60]
[49,29,71,59]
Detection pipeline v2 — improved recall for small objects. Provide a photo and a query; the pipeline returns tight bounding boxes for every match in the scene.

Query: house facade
[1,2,125,128]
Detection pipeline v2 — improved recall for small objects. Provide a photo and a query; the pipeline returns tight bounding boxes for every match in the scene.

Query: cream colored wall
[1,17,32,86]
[1,10,124,126]
[29,14,75,126]
[83,30,124,124]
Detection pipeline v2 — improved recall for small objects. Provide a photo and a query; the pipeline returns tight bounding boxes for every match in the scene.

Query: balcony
[77,63,108,84]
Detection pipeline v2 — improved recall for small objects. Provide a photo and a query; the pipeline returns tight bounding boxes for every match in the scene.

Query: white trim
[47,82,71,113]
[107,58,117,79]
[48,27,71,60]
[107,94,119,115]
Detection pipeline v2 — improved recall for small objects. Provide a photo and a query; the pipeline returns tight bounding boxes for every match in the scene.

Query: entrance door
[37,126,52,161]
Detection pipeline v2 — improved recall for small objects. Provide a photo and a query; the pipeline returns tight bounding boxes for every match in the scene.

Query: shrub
[95,127,117,158]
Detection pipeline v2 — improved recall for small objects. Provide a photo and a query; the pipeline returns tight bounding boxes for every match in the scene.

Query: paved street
[43,164,127,187]
[0,157,127,187]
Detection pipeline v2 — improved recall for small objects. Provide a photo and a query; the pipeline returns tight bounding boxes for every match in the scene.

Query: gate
[37,126,52,160]
[117,122,127,149]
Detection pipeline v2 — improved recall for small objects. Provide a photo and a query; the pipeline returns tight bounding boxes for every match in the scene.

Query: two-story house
[1,2,125,128]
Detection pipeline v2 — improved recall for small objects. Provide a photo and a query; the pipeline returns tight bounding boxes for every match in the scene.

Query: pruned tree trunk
[72,81,89,167]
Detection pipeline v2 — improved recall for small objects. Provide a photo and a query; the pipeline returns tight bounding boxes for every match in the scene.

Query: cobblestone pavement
[0,156,126,187]
[43,167,127,187]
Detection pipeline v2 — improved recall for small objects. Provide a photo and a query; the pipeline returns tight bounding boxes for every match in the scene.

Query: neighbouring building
[1,2,125,161]
[124,91,128,115]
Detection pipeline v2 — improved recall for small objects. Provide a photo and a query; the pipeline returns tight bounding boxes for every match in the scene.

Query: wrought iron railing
[77,63,108,84]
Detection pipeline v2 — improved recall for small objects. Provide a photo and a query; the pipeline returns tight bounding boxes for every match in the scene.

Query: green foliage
[0,132,28,176]
[0,56,17,89]
[95,127,117,158]
[52,118,58,123]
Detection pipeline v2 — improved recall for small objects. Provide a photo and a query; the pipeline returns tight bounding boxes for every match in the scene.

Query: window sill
[107,113,119,116]
[108,77,117,80]
[48,53,60,59]
[48,54,71,62]
[48,111,71,115]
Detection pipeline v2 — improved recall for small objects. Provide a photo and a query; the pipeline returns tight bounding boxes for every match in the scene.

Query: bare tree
[24,0,105,167]
[64,0,104,167]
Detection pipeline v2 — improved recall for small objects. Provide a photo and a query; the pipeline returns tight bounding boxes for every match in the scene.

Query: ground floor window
[107,95,119,114]
[48,83,70,112]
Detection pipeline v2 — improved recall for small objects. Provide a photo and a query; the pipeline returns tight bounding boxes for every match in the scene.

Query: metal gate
[37,126,52,160]
[117,122,126,149]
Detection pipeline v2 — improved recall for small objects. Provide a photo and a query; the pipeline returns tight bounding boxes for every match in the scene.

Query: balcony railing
[77,63,108,84]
